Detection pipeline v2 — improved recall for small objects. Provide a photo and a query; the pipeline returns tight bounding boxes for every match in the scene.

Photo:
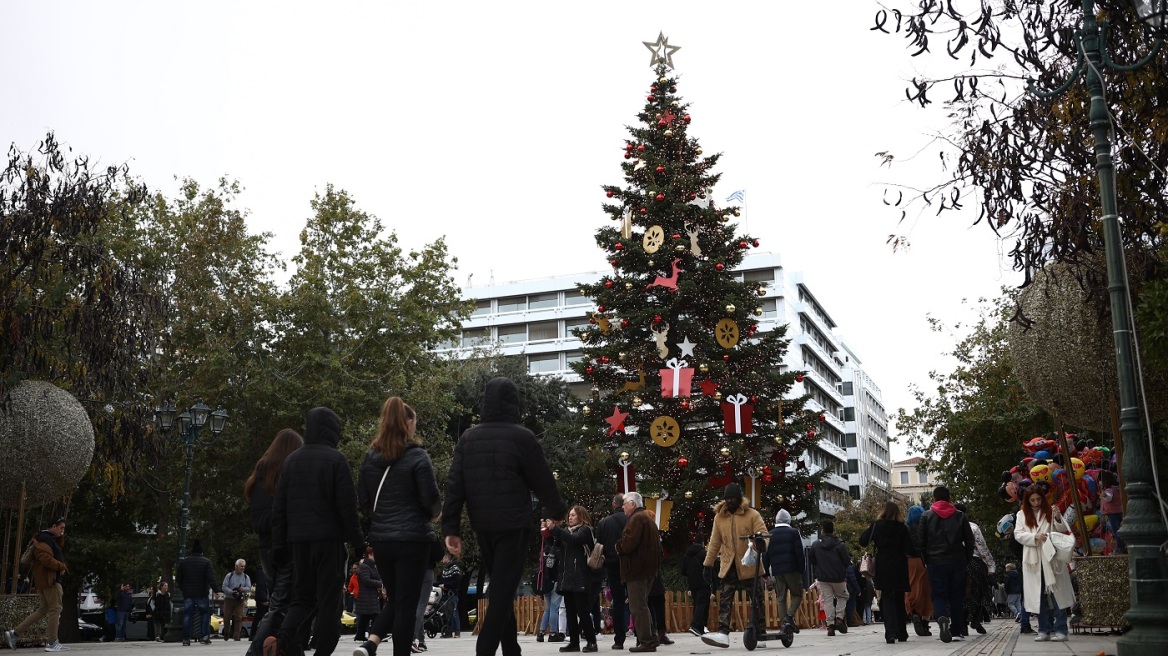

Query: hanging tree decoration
[651,322,670,359]
[685,222,703,257]
[660,357,694,398]
[618,452,637,494]
[677,336,696,358]
[605,405,630,436]
[721,393,755,434]
[646,257,683,291]
[650,416,681,447]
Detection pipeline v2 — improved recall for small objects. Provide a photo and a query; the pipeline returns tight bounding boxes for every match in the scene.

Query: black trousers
[604,562,627,645]
[879,590,909,642]
[476,530,528,656]
[277,541,347,656]
[367,541,429,656]
[564,590,597,645]
[689,586,711,632]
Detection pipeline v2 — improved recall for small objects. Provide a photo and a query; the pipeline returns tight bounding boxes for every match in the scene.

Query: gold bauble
[625,282,633,290]
[659,76,668,84]
[725,304,736,314]
[774,436,784,445]
[675,245,686,253]
[719,446,730,456]
[684,491,693,499]
[756,287,767,297]
[620,451,630,461]
[670,100,679,107]
[754,308,763,317]
[619,351,627,361]
[721,214,730,222]
[714,391,722,400]
[648,260,654,267]
[695,147,703,155]
[553,470,560,480]
[632,396,644,408]
[699,363,709,373]
[582,406,592,416]
[664,129,673,137]
[733,209,741,216]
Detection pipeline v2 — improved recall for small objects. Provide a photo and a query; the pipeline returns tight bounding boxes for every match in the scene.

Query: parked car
[211,602,257,639]
[78,619,103,640]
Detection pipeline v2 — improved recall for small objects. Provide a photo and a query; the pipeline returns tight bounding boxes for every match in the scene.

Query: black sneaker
[687,627,702,637]
[354,641,377,656]
[938,616,952,643]
[1020,625,1035,634]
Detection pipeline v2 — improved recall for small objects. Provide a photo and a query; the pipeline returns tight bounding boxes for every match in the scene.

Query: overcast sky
[2,2,1023,458]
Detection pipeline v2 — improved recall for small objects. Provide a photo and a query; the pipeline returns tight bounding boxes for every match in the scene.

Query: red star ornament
[699,377,719,396]
[661,110,676,126]
[605,405,629,436]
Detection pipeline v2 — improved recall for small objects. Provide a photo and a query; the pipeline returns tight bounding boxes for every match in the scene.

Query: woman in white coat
[1012,488,1075,642]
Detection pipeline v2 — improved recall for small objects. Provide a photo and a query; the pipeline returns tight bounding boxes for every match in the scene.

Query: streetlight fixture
[154,399,228,561]
[1029,3,1167,655]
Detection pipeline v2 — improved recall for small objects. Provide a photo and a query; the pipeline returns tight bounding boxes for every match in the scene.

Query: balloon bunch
[998,434,1118,555]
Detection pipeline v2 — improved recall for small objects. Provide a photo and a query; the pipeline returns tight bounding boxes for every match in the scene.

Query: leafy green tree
[573,62,823,560]
[895,292,1051,531]
[830,491,899,559]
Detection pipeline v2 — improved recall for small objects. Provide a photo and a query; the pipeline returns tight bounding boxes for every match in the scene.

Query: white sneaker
[756,641,766,648]
[700,631,730,648]
[43,642,69,652]
[1050,633,1068,642]
[4,630,16,650]
[1034,633,1050,641]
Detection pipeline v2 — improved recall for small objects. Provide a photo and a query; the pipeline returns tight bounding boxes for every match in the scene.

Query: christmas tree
[573,34,825,540]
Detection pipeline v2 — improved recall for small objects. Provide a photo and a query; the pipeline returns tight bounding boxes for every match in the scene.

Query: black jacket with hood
[272,407,364,550]
[359,442,441,543]
[441,377,566,536]
[808,534,851,583]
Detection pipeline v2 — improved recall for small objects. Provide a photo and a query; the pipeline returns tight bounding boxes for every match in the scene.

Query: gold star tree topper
[643,31,680,69]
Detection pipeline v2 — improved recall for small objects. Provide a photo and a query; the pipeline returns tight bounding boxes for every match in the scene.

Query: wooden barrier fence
[475,586,824,636]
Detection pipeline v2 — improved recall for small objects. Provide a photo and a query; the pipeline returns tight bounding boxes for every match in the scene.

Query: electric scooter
[739,532,794,649]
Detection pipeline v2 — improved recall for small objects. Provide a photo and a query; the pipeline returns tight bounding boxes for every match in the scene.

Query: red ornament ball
[600,356,611,364]
[688,192,697,200]
[596,305,606,313]
[739,241,748,249]
[750,396,758,403]
[807,429,815,438]
[671,233,681,240]
[677,456,688,468]
[762,466,772,476]
[805,482,814,491]
[640,207,648,214]
[670,86,676,92]
[624,153,632,159]
[680,400,690,410]
[613,243,623,251]
[715,263,725,271]
[653,315,663,324]
[647,94,656,102]
[795,374,805,383]
[610,259,618,267]
[604,280,614,289]
[722,354,731,362]
[637,144,645,152]
[621,318,630,328]
[697,511,705,519]
[657,119,667,127]
[656,193,665,201]
[650,86,658,92]
[778,450,788,460]
[819,413,826,422]
[683,114,691,123]
[606,190,615,198]
[752,239,760,248]
[656,165,665,173]
[585,365,594,375]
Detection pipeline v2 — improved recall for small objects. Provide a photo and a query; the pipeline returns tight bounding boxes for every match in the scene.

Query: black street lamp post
[1029,2,1167,654]
[154,400,228,561]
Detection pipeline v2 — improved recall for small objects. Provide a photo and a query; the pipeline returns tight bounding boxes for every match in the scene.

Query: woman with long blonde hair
[355,397,441,656]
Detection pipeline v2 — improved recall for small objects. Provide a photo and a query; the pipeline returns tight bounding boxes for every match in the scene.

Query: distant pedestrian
[4,517,69,652]
[808,520,852,637]
[536,515,565,643]
[594,494,629,649]
[153,582,172,642]
[222,559,253,641]
[701,483,767,649]
[115,583,132,641]
[681,535,712,637]
[904,505,934,636]
[763,509,805,637]
[859,501,915,644]
[615,492,661,653]
[551,506,599,653]
[175,539,217,646]
[441,377,566,656]
[353,549,382,642]
[436,553,463,638]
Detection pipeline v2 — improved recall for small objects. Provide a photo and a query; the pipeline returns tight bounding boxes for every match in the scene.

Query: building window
[471,299,492,316]
[564,291,592,306]
[462,327,490,347]
[528,353,560,374]
[497,324,526,344]
[744,268,775,283]
[528,292,559,310]
[843,407,855,421]
[564,317,591,336]
[565,351,584,365]
[840,381,853,395]
[847,459,859,474]
[850,485,861,500]
[528,321,558,341]
[497,296,526,313]
[759,298,777,318]
[918,471,929,484]
[899,471,909,485]
[845,432,857,448]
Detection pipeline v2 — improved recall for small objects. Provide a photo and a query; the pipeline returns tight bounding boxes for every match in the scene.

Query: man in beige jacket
[6,518,69,652]
[701,484,767,649]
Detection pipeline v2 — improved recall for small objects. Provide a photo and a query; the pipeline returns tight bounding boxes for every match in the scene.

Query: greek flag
[725,190,746,204]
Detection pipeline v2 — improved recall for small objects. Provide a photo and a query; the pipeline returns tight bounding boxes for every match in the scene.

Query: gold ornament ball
[632,396,644,408]
[553,470,560,480]
[756,287,767,297]
[754,308,763,317]
[670,100,679,107]
[720,446,731,456]
[725,304,736,314]
[699,363,709,373]
[664,129,673,137]
[659,76,668,84]
[774,436,784,445]
[620,451,630,461]
[648,260,654,267]
[695,147,703,155]
[684,491,693,499]
[721,214,730,223]
[714,391,722,400]
[619,351,627,361]
[675,245,686,253]
[582,406,591,416]
[733,209,741,216]
[625,282,633,290]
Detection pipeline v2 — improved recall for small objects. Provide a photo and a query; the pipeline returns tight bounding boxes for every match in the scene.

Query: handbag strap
[373,463,393,511]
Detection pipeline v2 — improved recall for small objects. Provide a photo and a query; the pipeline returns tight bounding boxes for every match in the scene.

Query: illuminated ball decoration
[0,380,95,508]
[582,406,592,416]
[632,396,644,408]
[720,446,730,456]
[684,491,693,499]
[699,363,709,373]
[725,304,736,314]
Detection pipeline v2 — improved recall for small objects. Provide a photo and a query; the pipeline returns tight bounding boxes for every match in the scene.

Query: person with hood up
[700,483,767,649]
[912,486,974,644]
[265,407,365,656]
[353,397,440,656]
[441,377,566,656]
[5,518,69,652]
[809,520,852,637]
[175,539,217,646]
[763,509,805,637]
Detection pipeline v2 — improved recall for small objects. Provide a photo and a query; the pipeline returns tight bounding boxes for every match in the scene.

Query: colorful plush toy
[1024,437,1057,453]
[1030,462,1054,485]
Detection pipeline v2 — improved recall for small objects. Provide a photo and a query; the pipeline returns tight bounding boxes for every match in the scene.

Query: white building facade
[446,252,875,519]
[840,340,892,501]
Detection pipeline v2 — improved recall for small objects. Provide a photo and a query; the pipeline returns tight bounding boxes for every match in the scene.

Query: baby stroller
[423,587,457,639]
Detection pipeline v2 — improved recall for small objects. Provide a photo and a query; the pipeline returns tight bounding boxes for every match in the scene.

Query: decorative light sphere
[756,287,767,297]
[695,147,703,155]
[582,406,592,416]
[722,354,731,362]
[715,263,725,271]
[699,363,709,373]
[674,245,686,253]
[632,396,644,408]
[677,456,688,468]
[664,129,673,137]
[720,446,731,456]
[725,304,735,314]
[733,209,741,216]
[754,308,763,317]
[625,282,633,290]
[684,490,694,499]
[614,243,624,251]
[0,381,96,508]
[714,391,722,400]
[606,190,615,198]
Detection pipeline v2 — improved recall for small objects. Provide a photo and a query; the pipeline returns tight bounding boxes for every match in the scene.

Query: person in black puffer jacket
[764,509,805,633]
[175,539,217,645]
[268,407,365,656]
[552,506,599,653]
[442,377,566,656]
[354,396,441,656]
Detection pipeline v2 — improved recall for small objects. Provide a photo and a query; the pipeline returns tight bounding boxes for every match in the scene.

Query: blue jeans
[541,590,563,633]
[183,596,211,642]
[1107,513,1125,552]
[1036,579,1068,636]
[116,611,129,639]
[926,561,967,629]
